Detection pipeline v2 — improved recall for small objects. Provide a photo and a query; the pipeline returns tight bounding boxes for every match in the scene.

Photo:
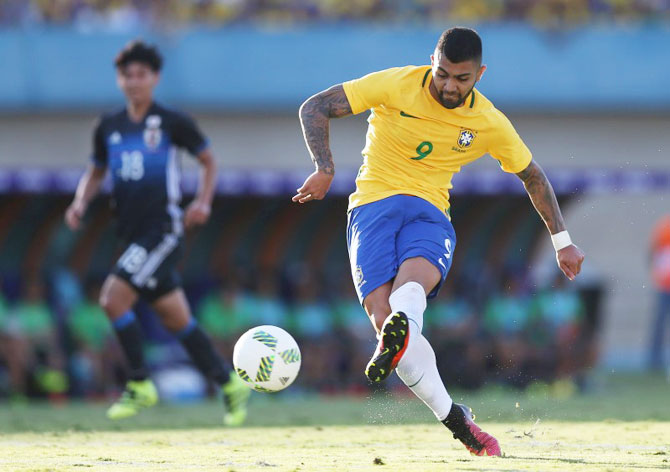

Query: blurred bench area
[0,193,601,400]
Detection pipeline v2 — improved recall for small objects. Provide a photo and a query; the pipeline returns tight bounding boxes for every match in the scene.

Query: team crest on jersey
[109,132,122,145]
[143,115,162,150]
[457,129,476,148]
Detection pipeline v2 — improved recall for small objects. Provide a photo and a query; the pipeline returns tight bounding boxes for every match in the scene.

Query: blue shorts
[347,195,456,304]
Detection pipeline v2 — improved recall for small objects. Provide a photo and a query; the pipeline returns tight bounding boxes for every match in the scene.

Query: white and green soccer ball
[233,325,301,393]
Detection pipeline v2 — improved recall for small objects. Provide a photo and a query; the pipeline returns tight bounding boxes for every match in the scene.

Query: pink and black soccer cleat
[445,403,502,457]
[365,312,410,383]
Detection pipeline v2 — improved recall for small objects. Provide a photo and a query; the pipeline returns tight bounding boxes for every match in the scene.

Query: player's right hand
[292,170,334,203]
[556,244,585,281]
[65,201,85,231]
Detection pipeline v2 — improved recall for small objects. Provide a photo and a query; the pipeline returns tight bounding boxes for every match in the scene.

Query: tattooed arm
[292,84,353,203]
[516,160,565,233]
[516,160,585,280]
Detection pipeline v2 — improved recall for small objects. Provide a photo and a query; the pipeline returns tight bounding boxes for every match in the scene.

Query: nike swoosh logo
[438,258,447,271]
[400,111,420,119]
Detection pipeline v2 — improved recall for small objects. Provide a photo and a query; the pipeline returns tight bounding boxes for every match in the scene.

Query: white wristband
[551,230,572,252]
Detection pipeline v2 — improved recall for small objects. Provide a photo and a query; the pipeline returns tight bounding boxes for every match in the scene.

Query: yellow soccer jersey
[342,65,532,214]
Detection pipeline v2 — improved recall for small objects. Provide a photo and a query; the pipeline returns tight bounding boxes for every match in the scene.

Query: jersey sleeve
[342,68,402,114]
[488,109,533,174]
[90,117,108,168]
[171,112,209,157]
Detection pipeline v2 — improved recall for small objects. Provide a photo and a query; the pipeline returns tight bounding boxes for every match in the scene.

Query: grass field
[1,373,668,471]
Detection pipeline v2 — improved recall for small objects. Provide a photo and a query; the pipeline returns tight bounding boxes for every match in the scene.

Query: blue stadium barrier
[0,25,668,111]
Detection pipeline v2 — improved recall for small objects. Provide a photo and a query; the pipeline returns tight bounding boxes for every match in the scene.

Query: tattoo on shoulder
[313,84,353,118]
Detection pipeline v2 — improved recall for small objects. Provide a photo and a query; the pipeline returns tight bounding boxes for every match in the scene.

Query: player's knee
[98,292,112,315]
[156,311,191,333]
[99,291,123,319]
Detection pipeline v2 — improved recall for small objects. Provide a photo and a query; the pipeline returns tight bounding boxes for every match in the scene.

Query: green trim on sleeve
[421,69,431,88]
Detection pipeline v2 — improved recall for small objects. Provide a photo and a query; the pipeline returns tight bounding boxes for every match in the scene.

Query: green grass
[0,373,668,471]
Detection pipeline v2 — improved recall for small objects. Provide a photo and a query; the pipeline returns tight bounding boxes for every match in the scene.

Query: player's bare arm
[65,164,107,230]
[516,160,585,280]
[293,84,353,203]
[184,148,216,229]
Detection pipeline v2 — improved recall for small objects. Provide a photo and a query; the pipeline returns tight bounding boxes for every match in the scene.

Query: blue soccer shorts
[346,194,457,304]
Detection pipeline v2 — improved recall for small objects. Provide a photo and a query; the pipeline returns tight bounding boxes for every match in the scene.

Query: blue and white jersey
[91,102,208,240]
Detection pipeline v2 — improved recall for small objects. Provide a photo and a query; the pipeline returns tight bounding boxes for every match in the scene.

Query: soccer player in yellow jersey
[293,27,585,456]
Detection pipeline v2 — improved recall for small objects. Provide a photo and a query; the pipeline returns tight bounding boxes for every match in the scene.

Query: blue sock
[113,310,137,330]
[174,318,198,340]
[112,310,148,381]
[177,319,231,385]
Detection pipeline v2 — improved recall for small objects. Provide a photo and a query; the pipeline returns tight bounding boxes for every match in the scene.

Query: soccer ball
[232,325,301,393]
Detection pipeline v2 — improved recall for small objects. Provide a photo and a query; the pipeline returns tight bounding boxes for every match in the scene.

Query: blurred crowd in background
[1,0,669,29]
[0,263,599,402]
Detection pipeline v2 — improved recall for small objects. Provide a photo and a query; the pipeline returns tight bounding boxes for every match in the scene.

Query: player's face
[116,62,159,105]
[430,53,486,109]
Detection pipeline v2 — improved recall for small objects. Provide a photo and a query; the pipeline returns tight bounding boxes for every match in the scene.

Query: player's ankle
[128,372,150,382]
[442,402,466,432]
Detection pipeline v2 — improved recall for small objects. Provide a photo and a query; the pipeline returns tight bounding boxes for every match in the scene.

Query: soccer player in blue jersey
[65,40,249,424]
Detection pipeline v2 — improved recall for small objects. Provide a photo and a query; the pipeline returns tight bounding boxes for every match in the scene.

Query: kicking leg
[362,281,393,335]
[152,289,249,426]
[383,257,454,419]
[364,257,440,383]
[371,258,501,456]
[363,281,405,382]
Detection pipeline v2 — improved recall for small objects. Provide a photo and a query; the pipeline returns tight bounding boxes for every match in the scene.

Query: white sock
[389,282,452,421]
[388,281,426,339]
[396,334,453,421]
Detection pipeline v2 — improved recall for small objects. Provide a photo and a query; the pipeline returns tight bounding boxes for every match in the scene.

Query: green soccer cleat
[222,372,251,427]
[106,379,159,420]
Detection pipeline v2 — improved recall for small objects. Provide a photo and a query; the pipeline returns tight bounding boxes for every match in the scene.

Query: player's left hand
[184,200,211,228]
[292,170,334,203]
[556,244,585,281]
